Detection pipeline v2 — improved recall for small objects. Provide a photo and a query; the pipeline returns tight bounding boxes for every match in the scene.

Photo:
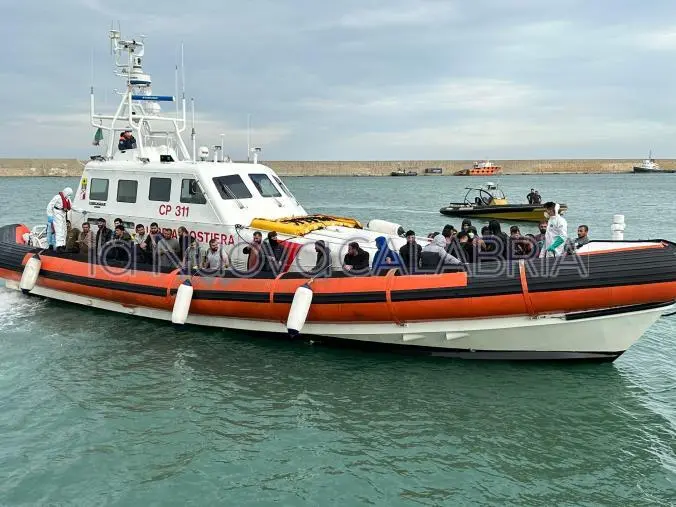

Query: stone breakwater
[1,158,673,177]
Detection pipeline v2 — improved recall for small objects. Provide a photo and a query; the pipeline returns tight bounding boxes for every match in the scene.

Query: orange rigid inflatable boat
[1,224,675,361]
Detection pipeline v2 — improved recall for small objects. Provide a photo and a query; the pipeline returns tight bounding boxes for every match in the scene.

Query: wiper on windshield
[215,179,245,209]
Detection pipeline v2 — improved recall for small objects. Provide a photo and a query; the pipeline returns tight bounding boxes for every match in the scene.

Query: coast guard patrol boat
[1,28,675,362]
[57,29,402,270]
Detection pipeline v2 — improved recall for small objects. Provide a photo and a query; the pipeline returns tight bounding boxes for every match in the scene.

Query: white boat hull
[5,279,670,361]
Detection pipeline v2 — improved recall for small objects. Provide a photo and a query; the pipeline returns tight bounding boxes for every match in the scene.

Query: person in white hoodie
[46,187,74,251]
[421,233,462,270]
[540,201,568,257]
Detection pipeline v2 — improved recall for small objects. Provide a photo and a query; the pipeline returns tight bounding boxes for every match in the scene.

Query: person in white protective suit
[539,201,568,257]
[46,187,74,251]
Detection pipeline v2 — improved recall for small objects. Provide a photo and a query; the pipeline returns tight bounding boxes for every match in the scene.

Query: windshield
[272,175,295,199]
[249,173,282,197]
[212,175,252,200]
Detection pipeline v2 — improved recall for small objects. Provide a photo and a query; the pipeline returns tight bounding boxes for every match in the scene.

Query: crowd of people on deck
[334,200,590,276]
[46,183,590,278]
[294,200,590,277]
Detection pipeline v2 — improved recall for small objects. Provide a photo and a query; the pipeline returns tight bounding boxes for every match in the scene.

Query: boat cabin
[76,29,307,233]
[461,183,508,206]
[75,159,307,229]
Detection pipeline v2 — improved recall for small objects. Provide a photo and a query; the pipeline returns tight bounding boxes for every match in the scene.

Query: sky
[2,0,676,160]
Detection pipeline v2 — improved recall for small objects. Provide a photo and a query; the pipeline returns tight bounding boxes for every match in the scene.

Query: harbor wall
[0,158,673,177]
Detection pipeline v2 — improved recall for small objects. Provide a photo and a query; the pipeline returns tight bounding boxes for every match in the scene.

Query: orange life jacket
[59,192,72,211]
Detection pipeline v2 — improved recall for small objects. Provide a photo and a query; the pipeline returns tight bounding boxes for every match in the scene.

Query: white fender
[611,214,625,241]
[365,219,405,237]
[286,284,313,336]
[171,280,194,324]
[19,255,41,293]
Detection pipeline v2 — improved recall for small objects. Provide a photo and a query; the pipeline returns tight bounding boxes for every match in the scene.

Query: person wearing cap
[261,231,284,272]
[46,187,74,252]
[118,128,137,151]
[399,230,422,274]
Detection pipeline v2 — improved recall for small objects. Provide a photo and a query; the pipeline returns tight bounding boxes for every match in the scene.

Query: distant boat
[391,168,418,176]
[439,182,567,222]
[454,160,503,176]
[633,152,676,173]
[424,167,443,174]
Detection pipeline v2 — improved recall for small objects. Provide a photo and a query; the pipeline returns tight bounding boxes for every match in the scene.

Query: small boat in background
[439,182,567,222]
[454,160,503,176]
[391,168,418,176]
[424,167,443,174]
[633,152,676,173]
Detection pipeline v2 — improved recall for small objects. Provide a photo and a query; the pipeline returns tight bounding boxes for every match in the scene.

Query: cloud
[299,79,541,114]
[3,0,676,159]
[335,2,457,29]
[635,27,676,51]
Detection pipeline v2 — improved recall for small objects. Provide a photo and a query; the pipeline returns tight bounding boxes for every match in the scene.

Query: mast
[247,113,251,162]
[90,28,190,162]
[191,98,196,162]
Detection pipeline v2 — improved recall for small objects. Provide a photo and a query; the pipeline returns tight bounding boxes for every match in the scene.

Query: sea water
[0,174,674,505]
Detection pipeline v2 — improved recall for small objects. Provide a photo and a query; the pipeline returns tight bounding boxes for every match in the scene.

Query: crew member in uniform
[46,187,74,252]
[540,202,568,257]
[118,128,137,150]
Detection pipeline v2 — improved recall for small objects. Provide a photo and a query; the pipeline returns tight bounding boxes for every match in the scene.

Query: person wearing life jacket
[118,128,137,151]
[540,201,568,257]
[46,187,73,252]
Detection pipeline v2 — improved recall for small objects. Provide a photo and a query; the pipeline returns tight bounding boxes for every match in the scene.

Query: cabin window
[272,175,294,199]
[89,178,109,201]
[249,173,282,197]
[149,177,172,201]
[180,179,207,204]
[212,175,252,200]
[117,179,138,203]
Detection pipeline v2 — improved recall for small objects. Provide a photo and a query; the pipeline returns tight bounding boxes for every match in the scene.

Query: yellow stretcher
[249,214,362,236]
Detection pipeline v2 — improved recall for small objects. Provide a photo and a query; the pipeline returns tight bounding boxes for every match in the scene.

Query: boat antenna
[180,42,186,132]
[109,21,115,55]
[247,113,251,162]
[90,47,95,88]
[174,47,179,117]
[191,97,196,162]
[180,42,186,96]
[221,133,225,162]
